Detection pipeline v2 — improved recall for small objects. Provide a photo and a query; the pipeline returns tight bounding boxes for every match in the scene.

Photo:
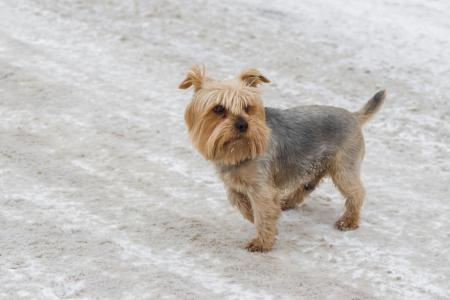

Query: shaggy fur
[179,65,385,252]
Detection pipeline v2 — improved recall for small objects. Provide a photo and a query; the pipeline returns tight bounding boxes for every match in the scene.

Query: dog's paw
[335,216,359,231]
[245,238,272,252]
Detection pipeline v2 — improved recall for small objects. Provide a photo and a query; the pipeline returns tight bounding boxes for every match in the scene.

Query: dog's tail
[353,90,386,125]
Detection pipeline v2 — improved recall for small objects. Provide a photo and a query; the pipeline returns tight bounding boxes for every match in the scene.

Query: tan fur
[329,136,366,230]
[178,65,206,91]
[280,170,327,211]
[218,158,281,251]
[239,68,270,87]
[179,66,381,252]
[181,66,270,165]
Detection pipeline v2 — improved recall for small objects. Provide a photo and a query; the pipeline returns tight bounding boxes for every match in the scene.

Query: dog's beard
[205,122,269,165]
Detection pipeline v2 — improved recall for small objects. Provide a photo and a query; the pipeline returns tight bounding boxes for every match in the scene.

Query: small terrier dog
[179,65,385,252]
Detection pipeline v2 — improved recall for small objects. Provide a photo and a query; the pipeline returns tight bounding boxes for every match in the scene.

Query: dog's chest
[216,161,263,192]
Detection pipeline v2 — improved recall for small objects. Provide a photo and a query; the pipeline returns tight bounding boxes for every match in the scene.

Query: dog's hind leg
[280,187,305,210]
[331,155,365,231]
[280,171,327,210]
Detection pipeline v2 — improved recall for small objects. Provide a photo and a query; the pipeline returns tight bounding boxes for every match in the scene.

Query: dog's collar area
[216,158,252,172]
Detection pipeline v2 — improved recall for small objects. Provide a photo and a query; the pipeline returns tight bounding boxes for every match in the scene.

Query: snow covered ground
[0,0,449,299]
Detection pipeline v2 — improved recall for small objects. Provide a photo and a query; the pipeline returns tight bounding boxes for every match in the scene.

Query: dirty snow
[0,0,449,299]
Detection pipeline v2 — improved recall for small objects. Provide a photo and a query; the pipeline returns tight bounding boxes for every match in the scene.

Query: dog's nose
[235,117,248,133]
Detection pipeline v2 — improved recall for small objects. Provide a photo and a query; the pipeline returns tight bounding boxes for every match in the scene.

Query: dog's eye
[213,105,225,114]
[244,106,251,114]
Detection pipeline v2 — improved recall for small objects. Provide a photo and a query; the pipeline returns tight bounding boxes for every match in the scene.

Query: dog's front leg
[227,188,254,223]
[245,186,281,252]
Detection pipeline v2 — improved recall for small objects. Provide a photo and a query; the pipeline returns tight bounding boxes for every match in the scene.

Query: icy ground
[0,0,449,299]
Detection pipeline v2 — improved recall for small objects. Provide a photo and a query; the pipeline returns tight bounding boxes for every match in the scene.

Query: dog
[179,65,385,252]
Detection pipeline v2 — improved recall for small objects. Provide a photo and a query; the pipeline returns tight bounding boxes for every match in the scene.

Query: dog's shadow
[280,192,342,239]
[147,189,344,255]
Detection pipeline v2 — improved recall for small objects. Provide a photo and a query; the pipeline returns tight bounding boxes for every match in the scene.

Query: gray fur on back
[264,106,359,187]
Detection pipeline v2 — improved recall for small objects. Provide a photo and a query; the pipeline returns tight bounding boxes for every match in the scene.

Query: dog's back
[265,90,385,189]
[265,105,357,187]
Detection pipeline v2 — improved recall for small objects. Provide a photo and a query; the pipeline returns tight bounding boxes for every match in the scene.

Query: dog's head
[179,65,271,165]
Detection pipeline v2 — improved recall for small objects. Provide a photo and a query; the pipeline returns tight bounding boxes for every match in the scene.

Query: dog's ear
[179,65,205,91]
[239,68,270,87]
